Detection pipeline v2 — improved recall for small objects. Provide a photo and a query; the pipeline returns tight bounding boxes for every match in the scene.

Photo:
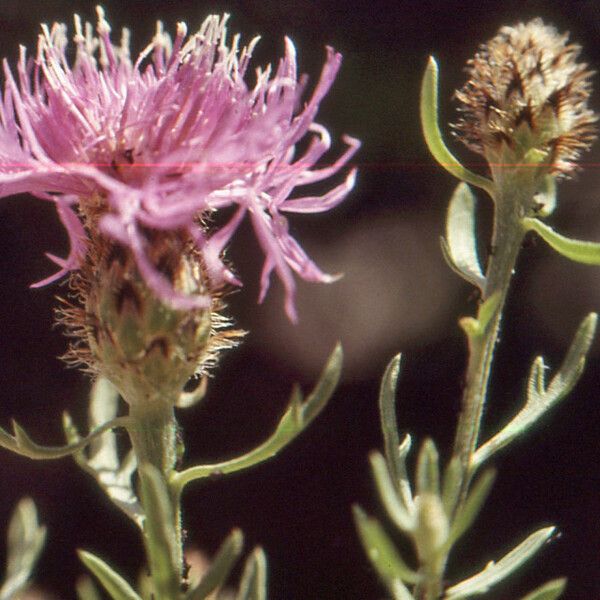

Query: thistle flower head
[453,19,596,176]
[0,6,359,322]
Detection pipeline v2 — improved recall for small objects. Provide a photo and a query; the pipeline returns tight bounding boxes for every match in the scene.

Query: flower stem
[452,177,532,507]
[127,397,183,599]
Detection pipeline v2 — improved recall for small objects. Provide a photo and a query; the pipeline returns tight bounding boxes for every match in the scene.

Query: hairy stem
[452,178,533,508]
[127,397,183,599]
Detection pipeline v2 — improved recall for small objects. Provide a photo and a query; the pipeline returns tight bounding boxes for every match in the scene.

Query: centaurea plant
[354,19,600,600]
[0,7,357,599]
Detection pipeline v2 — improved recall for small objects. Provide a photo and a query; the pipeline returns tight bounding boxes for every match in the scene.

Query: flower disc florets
[453,19,596,176]
[0,7,359,321]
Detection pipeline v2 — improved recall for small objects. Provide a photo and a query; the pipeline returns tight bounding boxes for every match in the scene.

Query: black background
[0,1,599,599]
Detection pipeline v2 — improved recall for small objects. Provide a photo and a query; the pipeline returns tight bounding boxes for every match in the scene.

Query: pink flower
[0,7,359,321]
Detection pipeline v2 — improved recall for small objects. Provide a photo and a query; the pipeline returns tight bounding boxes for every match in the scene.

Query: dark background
[0,1,599,598]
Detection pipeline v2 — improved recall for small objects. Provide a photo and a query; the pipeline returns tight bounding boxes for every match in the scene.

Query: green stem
[127,397,183,599]
[452,178,533,508]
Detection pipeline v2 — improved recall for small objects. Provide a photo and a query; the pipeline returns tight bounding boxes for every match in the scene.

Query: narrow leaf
[186,528,244,600]
[545,312,597,401]
[1,415,130,461]
[138,464,180,598]
[444,527,556,599]
[445,470,495,551]
[173,345,342,491]
[523,217,600,264]
[63,380,143,528]
[236,547,267,600]
[441,456,462,519]
[420,57,494,195]
[352,505,419,587]
[76,576,103,600]
[416,439,440,497]
[521,578,567,600]
[0,498,46,600]
[459,293,501,340]
[390,580,416,600]
[473,314,597,470]
[441,183,485,289]
[78,550,141,600]
[379,354,413,510]
[477,292,501,331]
[370,452,414,532]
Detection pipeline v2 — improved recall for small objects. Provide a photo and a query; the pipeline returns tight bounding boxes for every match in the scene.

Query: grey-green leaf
[78,550,141,600]
[352,505,419,589]
[137,464,180,598]
[444,527,556,599]
[521,578,567,600]
[441,183,485,290]
[173,344,342,491]
[64,379,143,528]
[370,452,414,532]
[379,354,413,510]
[523,217,600,264]
[416,439,440,498]
[0,415,130,461]
[0,498,46,600]
[473,313,596,470]
[420,57,494,195]
[445,470,495,551]
[76,575,103,600]
[236,547,268,600]
[186,528,244,600]
[441,456,462,519]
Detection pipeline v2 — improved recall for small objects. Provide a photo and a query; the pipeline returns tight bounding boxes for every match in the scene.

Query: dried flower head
[453,19,596,175]
[0,7,359,322]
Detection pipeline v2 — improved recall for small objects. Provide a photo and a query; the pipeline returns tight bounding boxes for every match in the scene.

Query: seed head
[453,19,596,175]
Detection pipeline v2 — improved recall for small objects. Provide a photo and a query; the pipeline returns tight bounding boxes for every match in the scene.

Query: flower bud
[413,493,449,566]
[453,19,596,178]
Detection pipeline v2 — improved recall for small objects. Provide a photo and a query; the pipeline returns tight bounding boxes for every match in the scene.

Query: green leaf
[172,344,343,491]
[523,217,600,264]
[445,470,495,551]
[441,456,462,520]
[416,439,440,498]
[236,547,267,600]
[544,312,597,401]
[420,57,494,195]
[352,505,419,589]
[472,313,597,470]
[378,354,413,510]
[521,578,567,600]
[441,183,486,289]
[76,576,103,600]
[370,452,414,532]
[0,414,130,461]
[460,293,501,339]
[78,550,141,600]
[444,527,556,599]
[64,379,143,528]
[0,498,46,600]
[137,464,180,598]
[186,528,244,600]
